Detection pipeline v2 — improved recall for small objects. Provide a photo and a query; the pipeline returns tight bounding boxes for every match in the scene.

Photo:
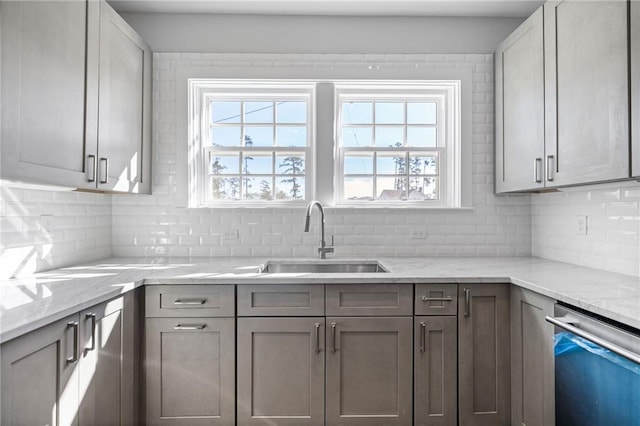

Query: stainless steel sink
[259,260,388,274]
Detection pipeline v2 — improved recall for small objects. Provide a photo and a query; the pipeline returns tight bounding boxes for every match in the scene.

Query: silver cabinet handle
[331,322,337,353]
[463,288,471,318]
[99,157,109,184]
[174,324,206,330]
[67,321,79,364]
[419,321,426,353]
[546,155,554,182]
[173,298,206,305]
[545,316,640,365]
[87,155,96,183]
[421,296,453,302]
[314,323,321,354]
[86,313,97,352]
[534,157,542,183]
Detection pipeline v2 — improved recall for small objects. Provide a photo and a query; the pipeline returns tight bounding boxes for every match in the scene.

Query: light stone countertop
[1,256,639,344]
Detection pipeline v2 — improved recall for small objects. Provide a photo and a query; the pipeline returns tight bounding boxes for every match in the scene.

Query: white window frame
[334,82,461,208]
[188,80,316,207]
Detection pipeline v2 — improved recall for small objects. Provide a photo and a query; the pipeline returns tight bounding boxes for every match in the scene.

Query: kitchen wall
[532,185,640,277]
[0,184,112,279]
[110,52,532,258]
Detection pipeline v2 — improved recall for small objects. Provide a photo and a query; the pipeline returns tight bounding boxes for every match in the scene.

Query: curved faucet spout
[303,200,333,259]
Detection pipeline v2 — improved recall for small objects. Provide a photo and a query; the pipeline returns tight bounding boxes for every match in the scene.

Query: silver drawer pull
[421,296,453,302]
[174,324,206,330]
[173,298,206,305]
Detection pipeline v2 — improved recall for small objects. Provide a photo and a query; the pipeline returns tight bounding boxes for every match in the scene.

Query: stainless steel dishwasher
[546,304,640,425]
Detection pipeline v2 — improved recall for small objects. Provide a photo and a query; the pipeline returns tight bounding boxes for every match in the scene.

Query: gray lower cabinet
[0,293,136,426]
[1,313,80,426]
[325,317,413,426]
[458,284,510,426]
[414,316,457,426]
[510,287,555,426]
[237,317,325,426]
[78,294,137,426]
[144,317,235,426]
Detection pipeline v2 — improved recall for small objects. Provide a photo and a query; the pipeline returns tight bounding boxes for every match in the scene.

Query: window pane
[211,126,241,147]
[376,176,407,200]
[276,177,305,200]
[211,101,240,124]
[407,102,437,124]
[375,126,404,147]
[244,126,273,147]
[276,127,307,147]
[407,126,437,147]
[255,178,274,200]
[242,177,266,200]
[344,155,373,175]
[375,102,404,124]
[211,176,241,200]
[242,153,272,174]
[409,153,438,175]
[276,101,307,124]
[344,176,373,201]
[342,102,372,124]
[341,127,373,147]
[377,152,406,175]
[210,153,239,174]
[244,101,273,123]
[408,176,438,200]
[276,154,305,174]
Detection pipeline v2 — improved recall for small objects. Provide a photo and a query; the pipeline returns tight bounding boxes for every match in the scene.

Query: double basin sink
[258,260,388,274]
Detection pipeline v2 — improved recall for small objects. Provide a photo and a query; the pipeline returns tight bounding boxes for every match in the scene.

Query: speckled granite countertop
[1,256,639,343]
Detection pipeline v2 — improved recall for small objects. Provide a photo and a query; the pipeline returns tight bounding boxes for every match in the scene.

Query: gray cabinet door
[237,318,325,426]
[544,0,629,186]
[78,293,137,426]
[1,313,80,426]
[0,0,97,188]
[96,1,151,193]
[510,287,555,426]
[632,0,640,177]
[414,317,457,426]
[458,284,510,426]
[326,284,413,316]
[495,7,545,193]
[145,317,235,426]
[325,317,412,426]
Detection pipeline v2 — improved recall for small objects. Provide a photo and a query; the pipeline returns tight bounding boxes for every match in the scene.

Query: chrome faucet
[304,200,334,259]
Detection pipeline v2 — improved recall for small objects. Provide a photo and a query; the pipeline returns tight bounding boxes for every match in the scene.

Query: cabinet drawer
[237,284,324,316]
[415,284,458,316]
[145,285,234,318]
[325,284,413,316]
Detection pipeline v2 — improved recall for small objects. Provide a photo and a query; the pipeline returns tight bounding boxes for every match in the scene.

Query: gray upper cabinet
[95,1,151,193]
[544,0,629,186]
[0,0,151,193]
[237,317,325,426]
[632,0,640,177]
[495,7,545,193]
[458,284,510,426]
[325,317,413,426]
[510,287,555,426]
[0,0,96,189]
